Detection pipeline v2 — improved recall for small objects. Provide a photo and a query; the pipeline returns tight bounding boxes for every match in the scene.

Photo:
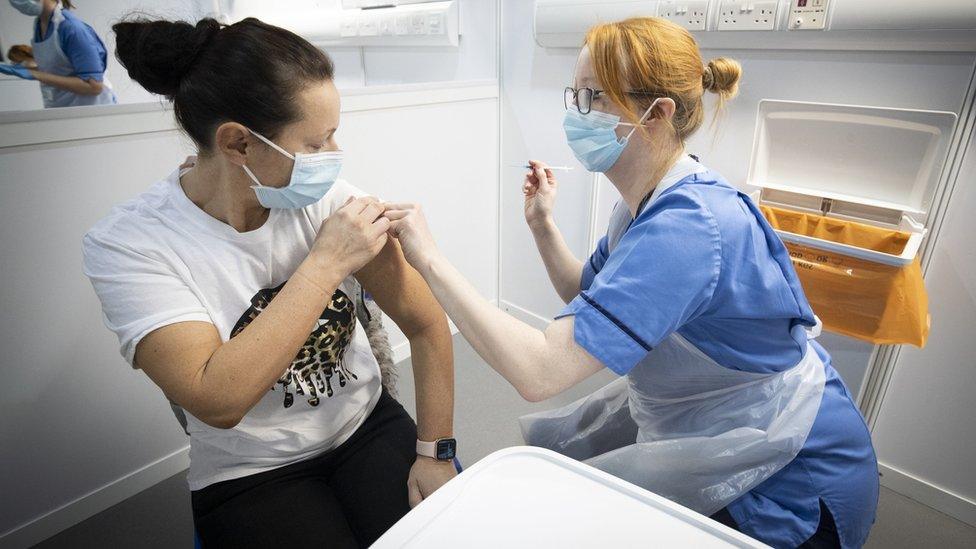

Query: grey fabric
[351,280,399,399]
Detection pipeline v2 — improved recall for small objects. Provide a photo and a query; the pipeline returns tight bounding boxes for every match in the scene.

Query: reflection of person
[384,17,878,549]
[82,16,455,548]
[5,0,116,107]
[0,43,37,79]
[7,44,37,67]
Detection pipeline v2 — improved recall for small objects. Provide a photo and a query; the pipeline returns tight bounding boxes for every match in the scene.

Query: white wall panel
[871,115,976,525]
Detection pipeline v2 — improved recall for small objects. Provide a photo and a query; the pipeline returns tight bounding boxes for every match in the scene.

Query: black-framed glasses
[564,86,664,115]
[564,87,602,114]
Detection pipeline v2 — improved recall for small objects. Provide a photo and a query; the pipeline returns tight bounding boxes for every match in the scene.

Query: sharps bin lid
[748,99,957,224]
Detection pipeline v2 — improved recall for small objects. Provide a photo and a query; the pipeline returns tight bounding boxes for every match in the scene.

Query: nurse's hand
[307,197,390,285]
[383,203,441,275]
[0,63,35,80]
[523,159,558,229]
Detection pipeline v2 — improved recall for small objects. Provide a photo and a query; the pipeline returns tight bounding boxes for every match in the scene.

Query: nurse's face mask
[563,87,661,173]
[9,0,42,16]
[242,129,343,210]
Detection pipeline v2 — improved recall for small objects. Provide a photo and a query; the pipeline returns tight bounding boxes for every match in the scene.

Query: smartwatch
[416,438,457,461]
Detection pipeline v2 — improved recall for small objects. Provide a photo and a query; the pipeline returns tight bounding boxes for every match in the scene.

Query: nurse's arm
[529,217,583,304]
[422,254,603,402]
[355,238,455,444]
[525,163,583,304]
[28,69,104,96]
[134,259,349,429]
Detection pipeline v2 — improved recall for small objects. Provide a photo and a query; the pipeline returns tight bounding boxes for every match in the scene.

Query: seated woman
[83,17,456,549]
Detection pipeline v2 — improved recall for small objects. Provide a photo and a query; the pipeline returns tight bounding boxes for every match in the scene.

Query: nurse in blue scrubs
[3,0,116,107]
[383,16,878,549]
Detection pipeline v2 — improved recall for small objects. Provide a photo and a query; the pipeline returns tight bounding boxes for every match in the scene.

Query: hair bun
[703,57,742,99]
[113,18,221,97]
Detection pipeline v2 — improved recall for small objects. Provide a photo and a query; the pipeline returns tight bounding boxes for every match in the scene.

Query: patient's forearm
[409,321,454,441]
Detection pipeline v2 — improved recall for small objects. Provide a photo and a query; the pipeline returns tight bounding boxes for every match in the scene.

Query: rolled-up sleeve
[58,17,108,81]
[556,191,722,375]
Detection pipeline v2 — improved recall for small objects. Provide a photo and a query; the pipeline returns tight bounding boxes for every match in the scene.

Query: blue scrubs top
[558,159,879,548]
[33,8,109,81]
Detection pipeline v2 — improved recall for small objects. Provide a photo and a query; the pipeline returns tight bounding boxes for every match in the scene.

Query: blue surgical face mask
[9,0,42,16]
[242,129,343,210]
[563,99,660,173]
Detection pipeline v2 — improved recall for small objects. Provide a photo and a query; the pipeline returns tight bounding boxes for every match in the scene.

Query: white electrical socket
[657,1,709,32]
[788,0,829,30]
[717,1,778,31]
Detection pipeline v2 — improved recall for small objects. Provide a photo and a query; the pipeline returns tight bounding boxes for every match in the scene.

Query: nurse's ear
[213,122,250,167]
[648,97,676,125]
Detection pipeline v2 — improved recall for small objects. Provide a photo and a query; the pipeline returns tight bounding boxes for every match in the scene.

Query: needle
[508,164,575,171]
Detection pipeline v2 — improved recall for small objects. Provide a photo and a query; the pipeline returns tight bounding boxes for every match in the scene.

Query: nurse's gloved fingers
[382,202,418,212]
[383,209,410,221]
[529,159,555,178]
[370,215,391,237]
[387,219,405,238]
[532,166,551,189]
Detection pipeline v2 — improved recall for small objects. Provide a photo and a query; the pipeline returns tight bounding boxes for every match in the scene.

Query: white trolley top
[372,446,769,548]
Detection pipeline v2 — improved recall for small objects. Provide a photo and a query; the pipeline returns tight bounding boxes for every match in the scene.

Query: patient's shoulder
[306,179,374,222]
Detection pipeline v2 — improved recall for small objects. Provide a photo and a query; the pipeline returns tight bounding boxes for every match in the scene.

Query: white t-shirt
[83,167,382,490]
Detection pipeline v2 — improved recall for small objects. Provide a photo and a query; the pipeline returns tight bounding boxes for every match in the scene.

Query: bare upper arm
[355,238,446,338]
[134,320,221,410]
[534,316,606,399]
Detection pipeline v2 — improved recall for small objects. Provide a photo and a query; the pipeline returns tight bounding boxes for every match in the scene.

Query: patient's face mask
[563,99,660,173]
[9,0,42,16]
[242,129,343,210]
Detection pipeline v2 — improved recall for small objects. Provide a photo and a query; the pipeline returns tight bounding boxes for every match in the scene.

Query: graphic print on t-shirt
[230,282,358,408]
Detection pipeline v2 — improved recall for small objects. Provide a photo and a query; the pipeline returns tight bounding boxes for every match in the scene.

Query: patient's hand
[407,456,458,508]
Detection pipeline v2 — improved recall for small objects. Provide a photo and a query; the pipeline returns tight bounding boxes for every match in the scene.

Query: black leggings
[191,390,417,549]
[710,499,841,549]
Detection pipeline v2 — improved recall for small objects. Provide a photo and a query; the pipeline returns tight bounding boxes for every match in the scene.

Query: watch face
[436,438,457,460]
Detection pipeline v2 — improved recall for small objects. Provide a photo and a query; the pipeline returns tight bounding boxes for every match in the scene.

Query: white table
[373,446,769,548]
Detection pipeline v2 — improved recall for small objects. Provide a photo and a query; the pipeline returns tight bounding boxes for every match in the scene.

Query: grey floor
[34,336,976,549]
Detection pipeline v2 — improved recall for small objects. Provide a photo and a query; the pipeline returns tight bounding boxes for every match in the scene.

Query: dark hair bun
[113,18,221,97]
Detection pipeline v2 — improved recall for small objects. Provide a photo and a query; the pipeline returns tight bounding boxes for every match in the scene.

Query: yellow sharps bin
[747,100,958,347]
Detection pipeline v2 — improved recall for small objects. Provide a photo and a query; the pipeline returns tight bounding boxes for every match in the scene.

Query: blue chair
[193,457,463,547]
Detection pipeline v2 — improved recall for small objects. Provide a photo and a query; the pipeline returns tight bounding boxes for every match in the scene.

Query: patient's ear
[214,122,250,167]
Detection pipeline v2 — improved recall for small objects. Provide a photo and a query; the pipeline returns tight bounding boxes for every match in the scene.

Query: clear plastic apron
[520,192,827,516]
[31,5,116,108]
[521,329,826,516]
